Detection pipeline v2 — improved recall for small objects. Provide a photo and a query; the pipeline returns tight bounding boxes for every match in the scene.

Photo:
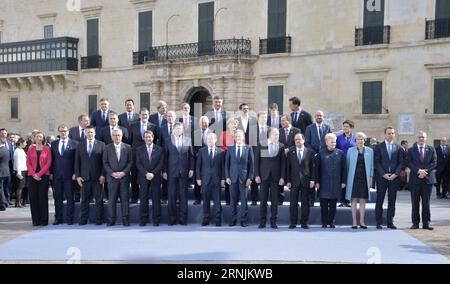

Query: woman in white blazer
[13,138,27,208]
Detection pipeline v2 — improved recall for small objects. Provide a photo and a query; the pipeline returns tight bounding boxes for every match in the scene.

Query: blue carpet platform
[0,225,448,263]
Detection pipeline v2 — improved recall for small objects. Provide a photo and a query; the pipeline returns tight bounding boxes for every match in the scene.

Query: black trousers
[73,181,81,202]
[130,162,139,201]
[139,177,161,224]
[28,176,49,225]
[202,181,222,223]
[320,198,337,226]
[53,178,74,223]
[108,179,130,223]
[290,186,311,226]
[411,181,432,226]
[224,183,231,204]
[277,186,285,204]
[80,181,104,223]
[0,177,7,209]
[436,171,449,196]
[259,179,278,223]
[250,180,259,203]
[230,182,248,223]
[2,175,11,203]
[194,182,202,203]
[375,178,399,226]
[168,176,189,224]
[340,186,350,204]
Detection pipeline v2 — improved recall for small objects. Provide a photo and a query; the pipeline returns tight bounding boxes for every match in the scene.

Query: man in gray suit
[103,129,133,226]
[225,129,254,227]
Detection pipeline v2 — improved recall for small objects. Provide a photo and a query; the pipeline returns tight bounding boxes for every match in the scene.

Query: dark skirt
[352,152,368,199]
[14,171,27,189]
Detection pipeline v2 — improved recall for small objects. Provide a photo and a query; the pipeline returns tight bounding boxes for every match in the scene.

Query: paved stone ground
[0,189,448,263]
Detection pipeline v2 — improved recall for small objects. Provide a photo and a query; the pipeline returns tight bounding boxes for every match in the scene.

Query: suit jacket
[195,146,225,185]
[149,113,167,129]
[237,116,258,145]
[51,139,79,180]
[408,144,437,185]
[164,136,195,178]
[192,128,214,155]
[102,143,133,183]
[255,124,270,147]
[68,126,84,142]
[118,112,139,129]
[128,121,159,149]
[98,125,129,145]
[74,139,106,181]
[305,123,332,153]
[205,109,227,133]
[0,147,10,178]
[254,143,286,182]
[5,140,14,171]
[279,127,301,148]
[435,146,449,173]
[90,109,114,135]
[286,146,315,188]
[291,110,313,134]
[26,146,52,177]
[178,115,197,139]
[159,123,174,148]
[136,143,164,185]
[374,142,404,178]
[345,146,374,201]
[267,115,281,129]
[225,144,254,183]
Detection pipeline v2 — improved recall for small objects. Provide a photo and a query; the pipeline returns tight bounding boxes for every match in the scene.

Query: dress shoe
[67,222,74,226]
[153,223,160,227]
[79,221,88,226]
[270,223,278,229]
[277,201,283,206]
[107,221,116,226]
[322,224,328,228]
[215,221,222,227]
[387,224,397,230]
[193,200,201,205]
[32,223,40,227]
[258,223,266,229]
[442,195,449,199]
[130,198,138,204]
[289,224,296,229]
[240,221,248,227]
[423,224,434,230]
[179,221,187,226]
[53,220,62,225]
[360,225,368,229]
[41,223,48,226]
[251,201,257,206]
[352,226,358,229]
[229,221,237,227]
[338,203,345,207]
[301,224,309,229]
[161,200,168,205]
[410,224,419,230]
[309,202,315,207]
[225,202,230,206]
[202,220,209,226]
[139,222,147,227]
[329,224,336,229]
[0,207,6,211]
[376,225,383,230]
[122,220,130,226]
[96,221,103,226]
[344,203,351,208]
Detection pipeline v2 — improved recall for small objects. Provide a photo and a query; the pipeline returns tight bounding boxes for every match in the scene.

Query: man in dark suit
[90,98,114,137]
[374,127,404,230]
[178,102,197,140]
[149,100,168,128]
[51,125,79,225]
[196,133,225,226]
[225,129,254,227]
[204,96,227,139]
[267,103,282,129]
[159,110,177,204]
[0,129,13,206]
[163,123,195,225]
[103,128,133,226]
[236,103,258,145]
[192,116,214,205]
[286,133,315,229]
[69,114,90,142]
[288,96,313,134]
[98,112,129,145]
[74,125,106,225]
[0,137,10,210]
[255,128,286,229]
[128,107,159,203]
[408,131,437,230]
[305,110,332,153]
[118,99,139,129]
[136,130,164,226]
[435,137,449,199]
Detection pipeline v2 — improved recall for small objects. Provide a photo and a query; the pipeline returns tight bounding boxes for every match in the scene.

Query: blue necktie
[387,143,392,160]
[88,141,93,157]
[102,111,106,122]
[237,146,241,162]
[209,148,214,166]
[61,140,65,156]
[141,124,146,139]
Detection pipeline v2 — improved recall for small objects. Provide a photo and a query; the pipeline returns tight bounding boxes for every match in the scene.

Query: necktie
[88,141,93,157]
[116,145,121,161]
[387,143,392,160]
[293,112,298,124]
[159,116,163,127]
[61,140,65,156]
[318,125,323,139]
[285,128,289,141]
[298,149,302,163]
[209,148,214,165]
[202,131,206,146]
[128,113,132,123]
[419,146,424,162]
[102,111,106,122]
[237,145,241,162]
[147,146,152,162]
[141,123,146,139]
[169,124,173,136]
[81,129,85,140]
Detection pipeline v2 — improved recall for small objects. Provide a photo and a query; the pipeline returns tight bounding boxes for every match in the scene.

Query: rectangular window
[87,19,99,56]
[435,0,450,38]
[0,31,2,44]
[198,1,214,56]
[362,81,382,114]
[268,0,287,38]
[434,78,450,114]
[140,92,150,111]
[268,86,284,115]
[363,0,385,45]
[138,11,152,52]
[44,25,54,39]
[10,97,18,119]
[88,95,98,116]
